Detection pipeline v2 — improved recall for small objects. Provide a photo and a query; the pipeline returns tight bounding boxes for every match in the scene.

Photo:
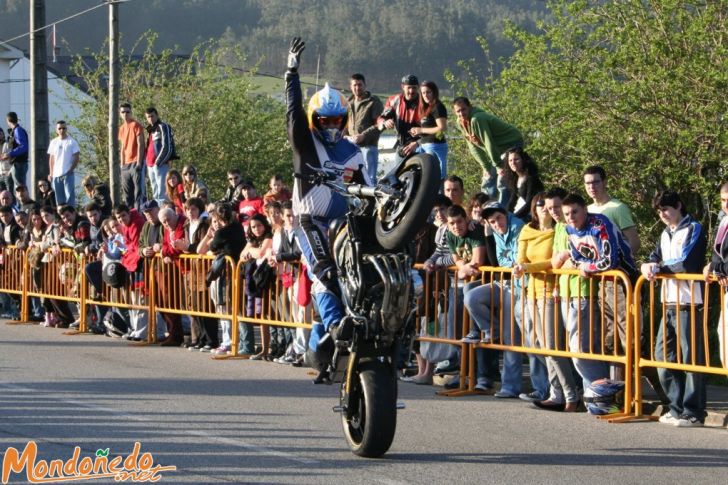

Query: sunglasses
[536,200,546,207]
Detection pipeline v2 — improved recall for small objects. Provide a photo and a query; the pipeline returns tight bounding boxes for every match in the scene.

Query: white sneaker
[658,412,680,426]
[677,414,704,427]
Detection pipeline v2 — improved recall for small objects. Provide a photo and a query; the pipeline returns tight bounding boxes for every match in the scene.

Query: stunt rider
[285,38,370,370]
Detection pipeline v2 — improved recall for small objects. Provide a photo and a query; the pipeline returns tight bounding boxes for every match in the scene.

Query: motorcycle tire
[375,153,439,250]
[341,360,397,458]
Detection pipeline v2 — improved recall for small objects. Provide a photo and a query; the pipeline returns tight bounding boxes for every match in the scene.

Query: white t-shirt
[47,136,80,177]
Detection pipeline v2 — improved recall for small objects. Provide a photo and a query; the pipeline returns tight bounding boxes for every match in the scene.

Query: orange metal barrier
[425,265,635,420]
[82,256,157,342]
[414,265,470,396]
[152,253,238,350]
[23,247,84,330]
[633,274,728,420]
[232,259,313,359]
[0,246,28,323]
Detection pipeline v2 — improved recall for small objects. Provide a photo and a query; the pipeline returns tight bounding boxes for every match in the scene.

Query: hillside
[0,0,548,91]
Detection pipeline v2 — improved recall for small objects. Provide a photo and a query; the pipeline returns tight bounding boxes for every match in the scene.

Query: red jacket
[120,209,146,272]
[162,213,187,262]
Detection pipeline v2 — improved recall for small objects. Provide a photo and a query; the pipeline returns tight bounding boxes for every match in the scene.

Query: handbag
[252,261,275,292]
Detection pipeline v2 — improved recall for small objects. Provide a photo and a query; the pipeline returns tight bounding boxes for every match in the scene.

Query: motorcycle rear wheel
[341,360,397,457]
[375,153,439,250]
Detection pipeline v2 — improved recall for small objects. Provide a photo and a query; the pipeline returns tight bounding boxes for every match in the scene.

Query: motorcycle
[306,152,439,457]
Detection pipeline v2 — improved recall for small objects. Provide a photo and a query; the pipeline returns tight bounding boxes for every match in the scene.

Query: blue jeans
[531,297,578,403]
[418,142,448,179]
[148,163,169,203]
[566,298,609,388]
[655,306,706,419]
[359,145,379,183]
[52,172,75,207]
[464,281,523,395]
[480,165,510,206]
[521,298,549,399]
[10,161,27,191]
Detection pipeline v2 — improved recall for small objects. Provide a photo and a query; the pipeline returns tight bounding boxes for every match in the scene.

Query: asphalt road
[1,322,727,484]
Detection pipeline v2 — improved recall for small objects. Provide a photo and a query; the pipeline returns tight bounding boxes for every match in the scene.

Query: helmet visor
[317,115,344,127]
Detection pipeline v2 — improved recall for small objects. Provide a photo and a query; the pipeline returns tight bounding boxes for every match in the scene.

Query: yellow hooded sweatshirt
[517,224,556,299]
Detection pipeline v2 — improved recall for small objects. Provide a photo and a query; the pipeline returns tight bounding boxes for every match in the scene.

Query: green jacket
[457,107,523,171]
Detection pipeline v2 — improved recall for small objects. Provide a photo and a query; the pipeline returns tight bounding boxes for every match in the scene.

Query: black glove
[287,37,305,71]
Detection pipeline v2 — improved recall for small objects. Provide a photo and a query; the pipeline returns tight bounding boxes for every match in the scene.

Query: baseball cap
[401,74,419,86]
[140,199,159,212]
[481,201,507,219]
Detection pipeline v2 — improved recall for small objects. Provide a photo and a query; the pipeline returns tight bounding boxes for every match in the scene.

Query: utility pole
[30,0,49,199]
[108,0,120,204]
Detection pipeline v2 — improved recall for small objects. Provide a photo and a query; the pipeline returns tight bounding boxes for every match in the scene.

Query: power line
[0,1,125,46]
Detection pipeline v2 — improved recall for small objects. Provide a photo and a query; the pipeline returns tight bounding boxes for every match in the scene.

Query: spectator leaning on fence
[464,201,526,397]
[133,200,164,341]
[560,193,639,414]
[180,197,216,351]
[199,202,245,355]
[158,207,186,346]
[515,192,578,412]
[704,182,728,368]
[583,165,640,382]
[642,190,707,427]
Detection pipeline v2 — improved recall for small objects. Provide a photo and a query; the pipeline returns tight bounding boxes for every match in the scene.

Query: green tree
[448,0,727,254]
[65,33,290,199]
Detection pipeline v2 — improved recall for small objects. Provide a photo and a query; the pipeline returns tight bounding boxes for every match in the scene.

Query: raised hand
[287,37,306,70]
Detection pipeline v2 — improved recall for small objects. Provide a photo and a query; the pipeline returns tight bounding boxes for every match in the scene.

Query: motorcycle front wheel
[375,153,439,250]
[341,360,397,458]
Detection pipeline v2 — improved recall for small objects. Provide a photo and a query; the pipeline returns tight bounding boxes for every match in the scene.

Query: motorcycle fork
[340,350,360,419]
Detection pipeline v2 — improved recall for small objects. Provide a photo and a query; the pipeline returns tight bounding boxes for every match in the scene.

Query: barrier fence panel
[82,256,157,342]
[633,274,728,419]
[24,248,84,330]
[450,266,635,420]
[152,254,237,352]
[233,260,314,360]
[413,265,471,396]
[0,246,28,323]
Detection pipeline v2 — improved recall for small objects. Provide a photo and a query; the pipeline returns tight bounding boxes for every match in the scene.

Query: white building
[1,41,93,198]
[0,42,92,136]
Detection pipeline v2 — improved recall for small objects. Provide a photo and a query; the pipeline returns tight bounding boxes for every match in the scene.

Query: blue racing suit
[285,70,369,351]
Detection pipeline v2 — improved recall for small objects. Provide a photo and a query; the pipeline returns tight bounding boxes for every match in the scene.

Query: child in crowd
[198,203,245,356]
[263,175,292,203]
[241,213,273,360]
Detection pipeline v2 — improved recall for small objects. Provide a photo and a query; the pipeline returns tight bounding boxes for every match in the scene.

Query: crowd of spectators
[1,76,726,430]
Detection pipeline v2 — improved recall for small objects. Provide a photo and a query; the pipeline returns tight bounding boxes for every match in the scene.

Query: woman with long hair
[409,80,448,179]
[502,147,543,221]
[513,192,578,412]
[181,164,208,201]
[240,213,273,360]
[165,169,186,214]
